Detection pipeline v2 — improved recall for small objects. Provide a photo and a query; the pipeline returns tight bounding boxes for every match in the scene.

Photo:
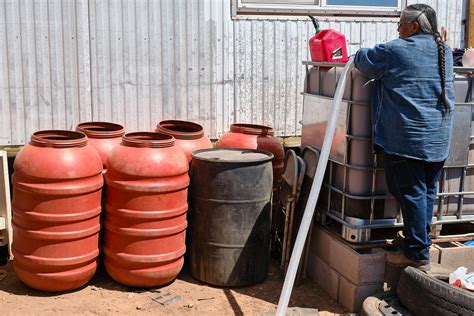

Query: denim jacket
[354,34,454,161]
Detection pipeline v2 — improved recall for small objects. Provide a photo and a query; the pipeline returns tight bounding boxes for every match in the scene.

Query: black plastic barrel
[189,148,273,286]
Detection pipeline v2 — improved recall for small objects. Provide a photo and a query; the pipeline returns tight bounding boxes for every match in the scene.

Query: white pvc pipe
[276,57,355,316]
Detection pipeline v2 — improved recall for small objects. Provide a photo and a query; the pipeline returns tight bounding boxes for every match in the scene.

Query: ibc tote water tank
[104,132,189,287]
[189,148,273,286]
[12,130,103,291]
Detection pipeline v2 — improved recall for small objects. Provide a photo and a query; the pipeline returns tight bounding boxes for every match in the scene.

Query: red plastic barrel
[309,29,348,63]
[155,120,213,162]
[104,132,189,287]
[76,122,125,168]
[12,130,103,292]
[216,124,284,186]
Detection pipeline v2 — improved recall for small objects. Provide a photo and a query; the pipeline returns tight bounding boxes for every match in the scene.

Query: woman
[354,4,454,271]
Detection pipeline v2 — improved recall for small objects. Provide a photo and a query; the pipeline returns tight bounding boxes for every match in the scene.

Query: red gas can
[104,132,189,287]
[155,120,213,162]
[76,122,125,168]
[12,130,103,292]
[309,29,348,63]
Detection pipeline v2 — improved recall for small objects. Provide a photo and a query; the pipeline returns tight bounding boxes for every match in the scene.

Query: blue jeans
[384,153,445,264]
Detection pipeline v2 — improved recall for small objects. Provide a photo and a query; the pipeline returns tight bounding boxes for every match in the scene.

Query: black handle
[308,16,319,33]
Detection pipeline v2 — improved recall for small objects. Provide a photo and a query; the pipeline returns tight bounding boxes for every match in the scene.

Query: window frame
[233,0,406,18]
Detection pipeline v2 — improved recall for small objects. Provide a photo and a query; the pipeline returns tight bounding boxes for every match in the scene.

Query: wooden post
[467,0,474,47]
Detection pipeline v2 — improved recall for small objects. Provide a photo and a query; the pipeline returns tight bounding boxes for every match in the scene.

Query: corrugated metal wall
[0,0,91,145]
[0,0,464,145]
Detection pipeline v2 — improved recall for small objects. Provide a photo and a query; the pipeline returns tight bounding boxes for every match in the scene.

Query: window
[234,0,405,17]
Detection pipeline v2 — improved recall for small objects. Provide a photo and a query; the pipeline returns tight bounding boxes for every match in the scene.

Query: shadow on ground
[0,257,346,315]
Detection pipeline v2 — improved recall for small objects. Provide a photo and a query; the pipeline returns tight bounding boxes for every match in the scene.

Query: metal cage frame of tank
[301,62,474,242]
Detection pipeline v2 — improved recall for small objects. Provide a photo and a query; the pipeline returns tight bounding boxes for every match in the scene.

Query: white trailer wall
[0,0,464,145]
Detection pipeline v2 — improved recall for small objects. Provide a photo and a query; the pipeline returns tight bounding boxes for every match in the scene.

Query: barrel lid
[76,121,125,138]
[192,148,273,163]
[156,120,205,140]
[30,130,88,148]
[230,123,274,136]
[122,132,175,148]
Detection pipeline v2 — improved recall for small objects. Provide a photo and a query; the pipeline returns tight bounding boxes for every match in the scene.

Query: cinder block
[310,225,333,264]
[338,276,384,313]
[307,255,340,300]
[429,245,441,263]
[434,242,474,271]
[384,261,404,295]
[309,226,387,285]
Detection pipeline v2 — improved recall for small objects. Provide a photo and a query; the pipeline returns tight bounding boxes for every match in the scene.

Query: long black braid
[433,31,449,112]
[404,4,450,113]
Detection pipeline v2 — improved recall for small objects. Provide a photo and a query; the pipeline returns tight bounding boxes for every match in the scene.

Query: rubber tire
[397,266,474,316]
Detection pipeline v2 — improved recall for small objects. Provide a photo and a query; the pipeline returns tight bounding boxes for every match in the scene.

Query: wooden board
[0,151,12,257]
[467,0,474,48]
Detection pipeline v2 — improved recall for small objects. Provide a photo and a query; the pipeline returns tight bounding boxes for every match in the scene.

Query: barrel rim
[122,132,175,148]
[76,121,125,139]
[191,148,274,163]
[156,120,205,140]
[230,123,274,136]
[30,130,88,148]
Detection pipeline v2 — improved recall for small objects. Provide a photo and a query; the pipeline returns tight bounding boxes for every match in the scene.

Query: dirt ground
[0,259,346,316]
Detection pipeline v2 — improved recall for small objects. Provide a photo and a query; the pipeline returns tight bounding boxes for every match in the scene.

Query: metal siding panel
[208,0,218,137]
[75,0,92,124]
[220,0,234,138]
[165,0,178,120]
[33,0,53,132]
[262,21,275,130]
[20,0,39,141]
[90,0,112,123]
[271,21,279,132]
[149,0,163,125]
[294,20,307,135]
[451,0,462,47]
[62,0,79,131]
[199,0,211,136]
[161,0,174,120]
[284,21,298,136]
[253,21,262,125]
[109,0,125,126]
[176,0,187,122]
[274,21,285,135]
[0,1,12,144]
[122,0,138,131]
[349,21,362,54]
[136,0,150,131]
[187,0,199,125]
[213,0,224,137]
[0,0,463,144]
[234,20,252,124]
[5,0,26,144]
[48,0,66,131]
